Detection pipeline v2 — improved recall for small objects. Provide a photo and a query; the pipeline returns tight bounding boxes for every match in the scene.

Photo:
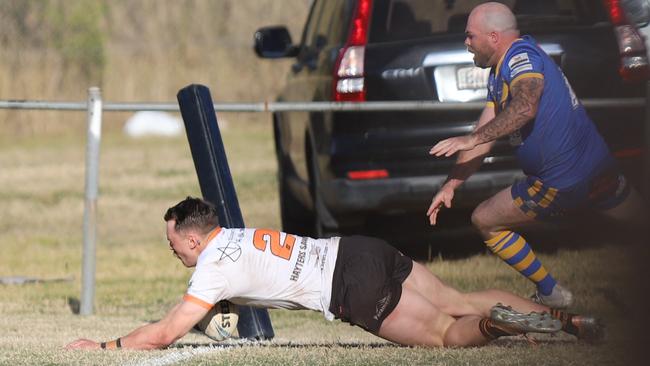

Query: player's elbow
[510,95,539,123]
[519,101,538,122]
[526,105,539,120]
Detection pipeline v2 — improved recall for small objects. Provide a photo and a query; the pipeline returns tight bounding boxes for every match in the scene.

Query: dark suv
[254,0,648,240]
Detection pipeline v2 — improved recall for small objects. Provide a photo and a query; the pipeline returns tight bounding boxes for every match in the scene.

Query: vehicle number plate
[456,66,490,90]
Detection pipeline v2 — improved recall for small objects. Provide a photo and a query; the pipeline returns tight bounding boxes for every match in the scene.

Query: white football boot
[490,303,562,334]
[531,283,574,309]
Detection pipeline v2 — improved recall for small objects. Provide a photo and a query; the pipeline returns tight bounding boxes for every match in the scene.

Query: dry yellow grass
[2,2,648,364]
[0,0,309,137]
[0,116,649,365]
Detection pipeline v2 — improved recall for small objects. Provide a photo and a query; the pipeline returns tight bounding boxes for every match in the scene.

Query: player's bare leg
[402,262,483,316]
[378,286,560,347]
[407,261,603,342]
[406,261,548,317]
[471,187,573,308]
[378,286,498,347]
[471,187,537,235]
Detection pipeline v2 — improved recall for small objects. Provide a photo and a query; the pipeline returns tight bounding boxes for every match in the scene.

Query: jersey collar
[494,37,523,79]
[203,226,222,246]
[196,226,223,265]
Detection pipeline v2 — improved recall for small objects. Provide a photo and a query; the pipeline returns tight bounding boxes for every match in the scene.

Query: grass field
[0,113,648,365]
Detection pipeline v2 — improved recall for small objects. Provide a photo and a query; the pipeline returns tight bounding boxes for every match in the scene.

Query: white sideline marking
[128,339,259,366]
[128,346,222,366]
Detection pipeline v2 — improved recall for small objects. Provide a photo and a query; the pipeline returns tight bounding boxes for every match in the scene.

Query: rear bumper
[320,170,525,215]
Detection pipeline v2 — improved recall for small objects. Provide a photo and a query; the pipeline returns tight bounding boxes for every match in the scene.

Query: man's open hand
[427,185,455,226]
[65,339,100,350]
[429,135,477,157]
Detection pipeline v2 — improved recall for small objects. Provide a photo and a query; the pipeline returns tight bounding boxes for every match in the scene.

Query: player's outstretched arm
[429,105,496,158]
[427,106,496,226]
[65,299,209,350]
[471,77,543,145]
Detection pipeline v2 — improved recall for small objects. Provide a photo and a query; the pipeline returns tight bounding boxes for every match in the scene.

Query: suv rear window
[369,0,609,43]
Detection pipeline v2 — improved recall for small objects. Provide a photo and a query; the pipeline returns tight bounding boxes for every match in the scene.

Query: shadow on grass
[173,335,579,350]
[357,207,648,261]
[68,297,80,315]
[171,341,403,349]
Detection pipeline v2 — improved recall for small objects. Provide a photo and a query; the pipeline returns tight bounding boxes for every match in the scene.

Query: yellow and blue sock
[485,231,556,296]
[478,318,514,339]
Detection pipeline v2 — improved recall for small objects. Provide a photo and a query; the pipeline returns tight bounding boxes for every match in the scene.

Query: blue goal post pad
[177,84,274,340]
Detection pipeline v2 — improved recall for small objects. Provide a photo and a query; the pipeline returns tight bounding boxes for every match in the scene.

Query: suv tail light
[347,169,389,180]
[604,0,650,82]
[333,0,372,101]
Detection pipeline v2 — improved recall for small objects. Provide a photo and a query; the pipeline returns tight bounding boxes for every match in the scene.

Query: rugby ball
[194,300,239,341]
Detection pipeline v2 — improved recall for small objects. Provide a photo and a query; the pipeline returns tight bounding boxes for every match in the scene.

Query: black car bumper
[320,170,525,215]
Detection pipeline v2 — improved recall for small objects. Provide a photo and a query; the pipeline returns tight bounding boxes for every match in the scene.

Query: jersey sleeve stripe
[510,72,544,88]
[183,294,213,309]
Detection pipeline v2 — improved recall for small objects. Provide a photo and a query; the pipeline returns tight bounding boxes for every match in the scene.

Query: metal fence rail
[1,87,647,315]
[0,98,645,112]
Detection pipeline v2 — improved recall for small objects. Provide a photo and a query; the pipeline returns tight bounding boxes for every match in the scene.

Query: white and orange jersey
[184,227,340,320]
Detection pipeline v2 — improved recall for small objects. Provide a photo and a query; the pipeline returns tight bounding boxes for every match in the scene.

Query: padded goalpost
[177,84,274,340]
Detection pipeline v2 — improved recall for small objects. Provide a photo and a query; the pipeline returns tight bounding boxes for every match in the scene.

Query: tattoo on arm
[472,77,544,144]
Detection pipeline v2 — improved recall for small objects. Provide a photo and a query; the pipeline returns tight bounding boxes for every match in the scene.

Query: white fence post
[80,87,102,316]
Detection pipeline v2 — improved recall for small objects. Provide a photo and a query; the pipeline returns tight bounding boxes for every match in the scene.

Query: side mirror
[254,26,299,58]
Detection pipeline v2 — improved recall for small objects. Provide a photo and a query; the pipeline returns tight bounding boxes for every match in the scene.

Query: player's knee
[437,315,464,347]
[470,207,491,235]
[441,323,464,347]
[420,314,454,347]
[442,316,487,347]
[442,332,459,346]
[423,330,445,347]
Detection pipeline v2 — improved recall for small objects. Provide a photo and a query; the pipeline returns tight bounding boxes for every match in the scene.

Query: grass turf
[0,116,648,365]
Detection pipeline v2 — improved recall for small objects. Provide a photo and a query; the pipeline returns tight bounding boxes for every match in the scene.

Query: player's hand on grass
[427,185,454,226]
[65,338,100,350]
[429,135,477,157]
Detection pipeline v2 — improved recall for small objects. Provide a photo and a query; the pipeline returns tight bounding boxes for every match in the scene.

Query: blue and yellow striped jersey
[486,35,613,189]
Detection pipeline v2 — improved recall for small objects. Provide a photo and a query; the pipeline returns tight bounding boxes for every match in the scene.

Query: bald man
[427,2,646,308]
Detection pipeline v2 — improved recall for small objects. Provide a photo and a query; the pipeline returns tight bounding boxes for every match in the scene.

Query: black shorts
[328,235,413,334]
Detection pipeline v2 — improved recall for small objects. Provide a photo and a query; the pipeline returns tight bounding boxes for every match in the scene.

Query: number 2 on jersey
[252,229,296,260]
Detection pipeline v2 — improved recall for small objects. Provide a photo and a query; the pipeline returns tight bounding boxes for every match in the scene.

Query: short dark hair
[164,196,220,234]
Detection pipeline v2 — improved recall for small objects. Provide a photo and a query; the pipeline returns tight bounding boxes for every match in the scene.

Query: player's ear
[187,232,200,249]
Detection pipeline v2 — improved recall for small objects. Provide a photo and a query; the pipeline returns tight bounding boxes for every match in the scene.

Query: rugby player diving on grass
[66,197,601,350]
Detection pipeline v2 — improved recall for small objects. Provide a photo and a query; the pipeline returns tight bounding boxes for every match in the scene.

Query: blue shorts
[511,165,630,221]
